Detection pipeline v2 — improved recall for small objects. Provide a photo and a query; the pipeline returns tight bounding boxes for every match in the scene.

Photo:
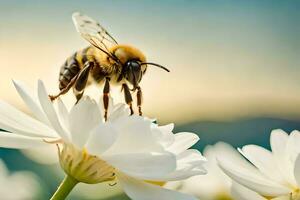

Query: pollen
[291,188,300,200]
[146,180,166,186]
[58,143,116,184]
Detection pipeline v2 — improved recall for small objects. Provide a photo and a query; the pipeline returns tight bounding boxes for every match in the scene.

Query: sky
[0,0,300,124]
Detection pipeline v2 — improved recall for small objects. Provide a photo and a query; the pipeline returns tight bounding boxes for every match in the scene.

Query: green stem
[50,175,78,200]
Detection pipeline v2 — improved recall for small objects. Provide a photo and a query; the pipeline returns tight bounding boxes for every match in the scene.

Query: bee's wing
[72,12,118,59]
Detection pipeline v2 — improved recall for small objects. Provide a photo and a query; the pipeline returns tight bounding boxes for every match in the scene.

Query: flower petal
[118,173,198,200]
[239,145,284,182]
[231,182,266,200]
[0,131,48,149]
[105,116,163,155]
[21,145,59,164]
[0,100,57,138]
[218,157,290,196]
[57,98,69,130]
[287,130,300,163]
[270,129,288,158]
[37,80,70,141]
[86,122,118,156]
[103,152,176,179]
[68,96,102,148]
[293,154,300,186]
[270,130,295,184]
[167,132,199,155]
[107,103,130,122]
[152,123,175,148]
[147,149,207,181]
[13,80,50,125]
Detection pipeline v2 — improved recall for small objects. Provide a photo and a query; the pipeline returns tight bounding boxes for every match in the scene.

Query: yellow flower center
[58,143,116,184]
[215,192,233,200]
[290,188,300,200]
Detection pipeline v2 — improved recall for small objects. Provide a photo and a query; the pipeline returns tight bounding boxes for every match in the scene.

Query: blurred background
[0,0,300,199]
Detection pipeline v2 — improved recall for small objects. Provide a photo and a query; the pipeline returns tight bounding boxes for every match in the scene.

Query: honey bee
[49,12,169,120]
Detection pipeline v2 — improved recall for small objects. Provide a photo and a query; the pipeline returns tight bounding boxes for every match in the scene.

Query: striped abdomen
[59,53,80,90]
[59,47,95,90]
[59,46,119,91]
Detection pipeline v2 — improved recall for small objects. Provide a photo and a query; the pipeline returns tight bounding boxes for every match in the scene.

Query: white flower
[219,129,300,200]
[0,159,40,200]
[165,142,264,200]
[0,80,206,200]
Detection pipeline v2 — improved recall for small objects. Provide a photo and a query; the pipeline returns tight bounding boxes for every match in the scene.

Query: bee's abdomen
[59,53,81,90]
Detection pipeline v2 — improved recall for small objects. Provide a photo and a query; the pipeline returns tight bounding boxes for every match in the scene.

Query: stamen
[43,138,63,144]
[109,182,117,186]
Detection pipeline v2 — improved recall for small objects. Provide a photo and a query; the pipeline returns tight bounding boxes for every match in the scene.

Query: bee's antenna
[140,62,170,72]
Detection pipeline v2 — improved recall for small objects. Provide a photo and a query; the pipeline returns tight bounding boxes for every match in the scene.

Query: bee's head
[124,60,170,91]
[112,45,170,90]
[124,60,143,90]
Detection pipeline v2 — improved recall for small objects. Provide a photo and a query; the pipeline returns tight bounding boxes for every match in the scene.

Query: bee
[49,12,169,120]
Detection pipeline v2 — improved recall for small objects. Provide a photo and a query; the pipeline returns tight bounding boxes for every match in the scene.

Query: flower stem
[50,175,78,200]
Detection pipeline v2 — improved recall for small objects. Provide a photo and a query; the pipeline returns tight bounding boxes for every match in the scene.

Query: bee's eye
[127,61,140,71]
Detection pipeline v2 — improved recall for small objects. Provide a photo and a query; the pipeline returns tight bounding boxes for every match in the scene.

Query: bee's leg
[122,83,134,115]
[49,74,78,101]
[136,86,143,116]
[73,90,84,105]
[73,62,94,104]
[103,77,110,121]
